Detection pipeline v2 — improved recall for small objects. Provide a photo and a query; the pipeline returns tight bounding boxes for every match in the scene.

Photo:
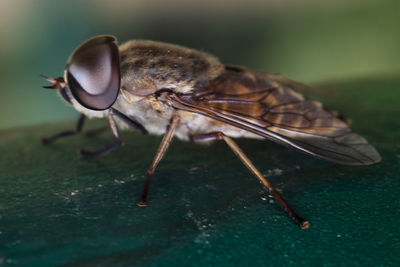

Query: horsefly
[41,35,381,229]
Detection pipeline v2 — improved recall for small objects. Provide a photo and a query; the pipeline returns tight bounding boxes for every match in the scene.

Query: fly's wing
[170,65,381,165]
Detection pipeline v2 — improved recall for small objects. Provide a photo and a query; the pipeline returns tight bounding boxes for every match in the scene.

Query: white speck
[98,184,103,187]
[295,165,301,170]
[265,168,284,176]
[70,190,79,196]
[269,200,275,204]
[337,234,341,238]
[204,184,216,190]
[189,166,200,174]
[187,209,214,245]
[261,197,267,201]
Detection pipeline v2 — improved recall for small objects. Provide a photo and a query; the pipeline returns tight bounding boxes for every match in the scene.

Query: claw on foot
[137,201,148,207]
[300,221,311,230]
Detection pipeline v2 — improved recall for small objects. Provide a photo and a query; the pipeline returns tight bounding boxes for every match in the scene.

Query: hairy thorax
[118,40,223,95]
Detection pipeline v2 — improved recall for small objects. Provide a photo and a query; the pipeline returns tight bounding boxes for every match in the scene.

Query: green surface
[0,79,399,266]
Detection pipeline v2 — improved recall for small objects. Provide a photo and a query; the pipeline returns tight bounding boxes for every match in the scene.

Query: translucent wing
[170,65,381,165]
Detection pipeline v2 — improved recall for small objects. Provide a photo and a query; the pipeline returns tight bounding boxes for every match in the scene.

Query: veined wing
[170,65,381,165]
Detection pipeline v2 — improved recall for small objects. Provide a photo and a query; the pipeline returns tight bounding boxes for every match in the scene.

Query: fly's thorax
[118,40,224,96]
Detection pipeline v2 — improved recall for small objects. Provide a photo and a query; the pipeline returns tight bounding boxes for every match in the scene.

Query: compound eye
[66,35,120,110]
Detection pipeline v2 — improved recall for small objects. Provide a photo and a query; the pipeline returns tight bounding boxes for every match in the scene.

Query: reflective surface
[0,79,399,265]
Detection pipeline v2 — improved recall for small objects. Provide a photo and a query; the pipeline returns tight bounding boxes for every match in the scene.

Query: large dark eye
[66,35,120,110]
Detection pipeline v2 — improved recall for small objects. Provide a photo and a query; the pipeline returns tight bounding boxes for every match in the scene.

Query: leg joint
[190,131,225,142]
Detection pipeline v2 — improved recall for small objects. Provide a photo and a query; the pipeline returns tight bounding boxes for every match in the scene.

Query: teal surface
[0,79,399,265]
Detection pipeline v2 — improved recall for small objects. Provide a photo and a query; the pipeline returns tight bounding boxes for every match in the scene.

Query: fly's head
[42,35,121,117]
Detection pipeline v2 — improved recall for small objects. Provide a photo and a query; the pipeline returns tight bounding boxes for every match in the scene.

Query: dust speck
[265,168,284,176]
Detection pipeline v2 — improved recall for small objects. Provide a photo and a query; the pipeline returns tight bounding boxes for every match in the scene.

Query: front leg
[79,110,122,157]
[79,108,147,157]
[84,125,109,137]
[83,107,148,137]
[41,114,86,145]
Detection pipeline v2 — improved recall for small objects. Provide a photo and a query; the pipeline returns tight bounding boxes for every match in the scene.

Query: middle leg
[137,113,180,207]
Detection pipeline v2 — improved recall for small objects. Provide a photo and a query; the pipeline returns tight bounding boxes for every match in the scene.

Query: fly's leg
[110,108,148,134]
[83,107,147,144]
[41,114,86,145]
[79,110,122,157]
[42,113,109,142]
[191,131,310,230]
[73,108,146,156]
[84,125,109,137]
[137,114,180,207]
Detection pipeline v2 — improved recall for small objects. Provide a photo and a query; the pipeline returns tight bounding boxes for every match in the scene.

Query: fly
[41,35,381,229]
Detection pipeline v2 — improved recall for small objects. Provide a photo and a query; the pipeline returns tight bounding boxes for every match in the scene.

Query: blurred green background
[0,0,399,130]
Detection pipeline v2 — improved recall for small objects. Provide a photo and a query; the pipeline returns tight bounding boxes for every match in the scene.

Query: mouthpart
[40,75,66,89]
